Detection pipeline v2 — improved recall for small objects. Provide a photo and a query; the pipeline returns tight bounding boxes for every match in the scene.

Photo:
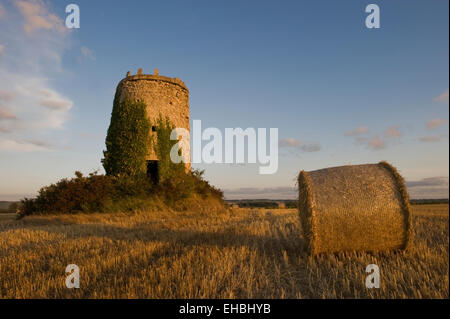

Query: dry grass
[0,204,448,298]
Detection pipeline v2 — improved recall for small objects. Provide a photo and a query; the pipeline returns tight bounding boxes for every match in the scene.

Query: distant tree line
[226,198,449,209]
[226,200,298,209]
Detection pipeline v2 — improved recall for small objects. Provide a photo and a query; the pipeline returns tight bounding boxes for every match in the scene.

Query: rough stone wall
[115,71,190,169]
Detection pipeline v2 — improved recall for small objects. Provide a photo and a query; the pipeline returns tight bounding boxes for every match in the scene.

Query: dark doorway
[147,160,159,184]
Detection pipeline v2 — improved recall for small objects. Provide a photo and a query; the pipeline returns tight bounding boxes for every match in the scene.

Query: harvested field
[0,204,448,298]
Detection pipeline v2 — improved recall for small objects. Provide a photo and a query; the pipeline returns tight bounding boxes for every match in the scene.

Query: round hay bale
[297,161,412,255]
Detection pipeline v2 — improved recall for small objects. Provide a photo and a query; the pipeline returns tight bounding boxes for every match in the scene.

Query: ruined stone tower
[115,68,190,179]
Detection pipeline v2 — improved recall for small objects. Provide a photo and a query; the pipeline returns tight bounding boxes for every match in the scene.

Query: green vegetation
[226,199,449,209]
[151,115,223,204]
[227,200,297,209]
[19,169,223,217]
[102,94,151,177]
[18,114,223,217]
[153,115,185,183]
[410,199,449,205]
[19,172,144,216]
[0,202,18,214]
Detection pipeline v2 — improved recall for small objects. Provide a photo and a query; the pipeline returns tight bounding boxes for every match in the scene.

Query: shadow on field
[0,215,307,257]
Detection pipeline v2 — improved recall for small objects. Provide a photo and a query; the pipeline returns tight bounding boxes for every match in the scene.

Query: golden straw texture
[298,162,412,255]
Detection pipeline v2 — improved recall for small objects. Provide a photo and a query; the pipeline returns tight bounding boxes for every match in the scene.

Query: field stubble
[0,204,448,298]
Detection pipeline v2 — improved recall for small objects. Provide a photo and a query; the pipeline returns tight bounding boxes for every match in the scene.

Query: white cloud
[384,126,401,138]
[406,176,449,188]
[80,46,95,61]
[347,125,404,150]
[0,0,73,143]
[426,118,448,130]
[346,126,390,150]
[0,3,6,18]
[406,176,449,199]
[14,0,67,36]
[434,89,449,103]
[40,98,72,110]
[368,135,385,150]
[301,143,321,152]
[279,138,301,148]
[0,90,14,101]
[0,138,49,151]
[279,138,321,153]
[1,1,69,74]
[419,134,448,143]
[24,139,52,148]
[0,108,17,120]
[5,74,73,130]
[38,88,73,111]
[344,126,369,136]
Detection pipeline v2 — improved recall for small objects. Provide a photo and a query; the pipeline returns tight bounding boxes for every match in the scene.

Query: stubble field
[0,204,448,298]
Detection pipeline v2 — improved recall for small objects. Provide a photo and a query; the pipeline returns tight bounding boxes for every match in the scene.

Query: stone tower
[115,68,190,180]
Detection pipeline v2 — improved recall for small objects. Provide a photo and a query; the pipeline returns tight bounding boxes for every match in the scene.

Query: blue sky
[0,0,448,200]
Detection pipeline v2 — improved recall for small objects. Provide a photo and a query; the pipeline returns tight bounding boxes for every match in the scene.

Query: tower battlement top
[120,68,188,91]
